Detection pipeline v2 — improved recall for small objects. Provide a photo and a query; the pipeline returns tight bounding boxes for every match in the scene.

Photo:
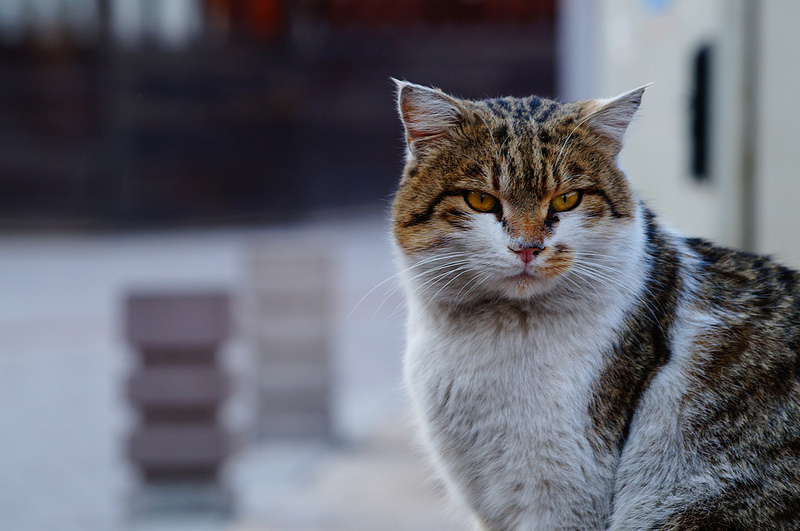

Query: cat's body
[391,81,800,530]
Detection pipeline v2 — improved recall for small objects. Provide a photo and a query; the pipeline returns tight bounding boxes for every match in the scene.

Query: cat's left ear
[393,79,463,160]
[582,85,648,154]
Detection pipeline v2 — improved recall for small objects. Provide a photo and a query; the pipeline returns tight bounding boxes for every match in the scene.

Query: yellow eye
[464,191,500,213]
[550,190,582,212]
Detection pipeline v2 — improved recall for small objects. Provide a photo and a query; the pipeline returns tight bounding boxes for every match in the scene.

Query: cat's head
[391,80,646,305]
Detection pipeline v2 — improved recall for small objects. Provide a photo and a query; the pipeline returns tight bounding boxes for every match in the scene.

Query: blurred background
[0,0,798,530]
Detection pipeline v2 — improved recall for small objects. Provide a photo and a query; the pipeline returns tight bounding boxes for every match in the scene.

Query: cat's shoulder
[683,236,800,294]
[685,236,796,270]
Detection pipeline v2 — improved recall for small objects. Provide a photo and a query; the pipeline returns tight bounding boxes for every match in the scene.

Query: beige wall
[565,0,800,268]
[753,2,800,267]
[589,0,730,244]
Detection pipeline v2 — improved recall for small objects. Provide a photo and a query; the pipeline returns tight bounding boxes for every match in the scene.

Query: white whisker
[339,251,471,328]
[421,269,473,313]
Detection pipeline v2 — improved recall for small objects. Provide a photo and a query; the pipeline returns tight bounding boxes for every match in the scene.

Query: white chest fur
[403,296,631,530]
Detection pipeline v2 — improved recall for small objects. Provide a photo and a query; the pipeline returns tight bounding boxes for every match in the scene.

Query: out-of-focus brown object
[249,244,332,439]
[126,292,232,512]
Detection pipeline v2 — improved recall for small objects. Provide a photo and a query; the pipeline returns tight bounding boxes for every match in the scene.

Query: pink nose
[509,244,544,264]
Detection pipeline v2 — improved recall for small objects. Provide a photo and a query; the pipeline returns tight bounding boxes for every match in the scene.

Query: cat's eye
[550,190,582,212]
[464,191,501,214]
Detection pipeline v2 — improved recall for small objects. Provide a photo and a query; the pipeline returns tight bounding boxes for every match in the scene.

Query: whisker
[388,297,408,319]
[559,271,599,300]
[421,269,473,313]
[453,273,494,308]
[339,251,469,327]
[568,263,662,328]
[414,265,472,295]
[453,270,493,304]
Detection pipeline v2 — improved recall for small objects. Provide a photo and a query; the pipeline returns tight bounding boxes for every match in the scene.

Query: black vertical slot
[691,44,713,181]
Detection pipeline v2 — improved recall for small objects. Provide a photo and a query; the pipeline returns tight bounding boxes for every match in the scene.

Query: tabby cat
[391,80,800,530]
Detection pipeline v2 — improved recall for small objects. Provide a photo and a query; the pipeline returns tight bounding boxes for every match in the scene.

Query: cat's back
[684,237,800,397]
[685,238,800,498]
[613,238,800,529]
[688,237,800,313]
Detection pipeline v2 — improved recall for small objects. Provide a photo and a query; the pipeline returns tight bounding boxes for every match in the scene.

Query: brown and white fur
[391,80,800,530]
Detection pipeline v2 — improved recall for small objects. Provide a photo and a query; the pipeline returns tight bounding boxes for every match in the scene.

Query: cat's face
[392,81,645,304]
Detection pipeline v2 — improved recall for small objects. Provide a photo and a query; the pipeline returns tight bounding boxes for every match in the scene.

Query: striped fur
[391,81,800,530]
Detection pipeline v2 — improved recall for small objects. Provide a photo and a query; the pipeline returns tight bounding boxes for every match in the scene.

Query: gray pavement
[128,416,472,531]
[226,418,471,531]
[0,213,470,531]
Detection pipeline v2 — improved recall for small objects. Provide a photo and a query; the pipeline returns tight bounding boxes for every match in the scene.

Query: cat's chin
[499,272,562,299]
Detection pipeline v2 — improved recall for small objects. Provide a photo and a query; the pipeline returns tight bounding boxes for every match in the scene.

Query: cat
[390,79,800,530]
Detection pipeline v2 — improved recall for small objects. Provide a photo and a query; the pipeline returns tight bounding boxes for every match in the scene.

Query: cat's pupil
[464,190,500,213]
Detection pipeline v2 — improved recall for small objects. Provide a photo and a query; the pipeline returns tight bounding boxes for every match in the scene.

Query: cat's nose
[509,244,544,264]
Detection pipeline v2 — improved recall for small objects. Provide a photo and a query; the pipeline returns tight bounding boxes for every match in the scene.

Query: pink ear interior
[396,81,460,146]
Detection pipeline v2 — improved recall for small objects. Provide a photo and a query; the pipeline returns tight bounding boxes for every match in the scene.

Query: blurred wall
[560,0,800,269]
[561,0,729,243]
[753,1,800,266]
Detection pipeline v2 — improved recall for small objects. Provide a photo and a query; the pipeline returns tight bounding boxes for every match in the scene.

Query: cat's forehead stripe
[496,130,555,201]
[479,96,563,125]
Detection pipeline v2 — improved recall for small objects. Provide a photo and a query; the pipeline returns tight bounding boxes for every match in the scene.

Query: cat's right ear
[580,86,648,155]
[393,79,461,160]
